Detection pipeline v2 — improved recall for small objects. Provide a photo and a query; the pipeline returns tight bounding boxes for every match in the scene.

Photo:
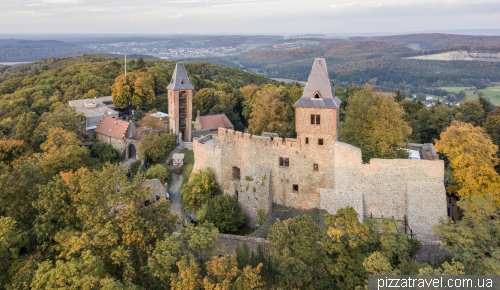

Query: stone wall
[193,128,447,242]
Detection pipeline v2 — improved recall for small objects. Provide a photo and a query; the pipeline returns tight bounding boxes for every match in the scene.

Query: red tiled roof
[199,113,234,131]
[95,116,130,139]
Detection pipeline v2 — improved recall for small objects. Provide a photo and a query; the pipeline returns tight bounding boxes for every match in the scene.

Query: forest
[0,39,95,62]
[0,55,499,289]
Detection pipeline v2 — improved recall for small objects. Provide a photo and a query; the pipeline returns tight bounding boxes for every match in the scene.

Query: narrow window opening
[232,166,241,180]
[318,139,324,145]
[292,184,299,192]
[279,157,289,167]
[313,163,319,171]
[311,114,320,125]
[305,137,309,144]
[180,79,185,84]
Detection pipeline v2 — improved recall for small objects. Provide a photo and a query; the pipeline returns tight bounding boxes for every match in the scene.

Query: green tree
[453,99,487,127]
[12,112,38,143]
[248,85,295,138]
[393,89,406,103]
[0,159,44,229]
[435,121,500,199]
[146,164,172,184]
[434,194,500,274]
[340,85,411,162]
[0,216,27,289]
[484,108,500,147]
[267,215,332,289]
[30,251,125,289]
[323,207,372,289]
[90,141,119,163]
[111,71,155,110]
[182,168,221,210]
[193,88,218,117]
[198,195,246,234]
[31,106,85,150]
[140,132,176,163]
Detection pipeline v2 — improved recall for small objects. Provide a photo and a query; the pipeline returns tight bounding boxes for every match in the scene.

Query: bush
[130,160,142,175]
[181,168,220,210]
[146,164,172,184]
[90,141,118,163]
[198,195,245,233]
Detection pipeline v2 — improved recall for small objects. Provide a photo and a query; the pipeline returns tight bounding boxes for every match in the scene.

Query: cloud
[0,0,498,34]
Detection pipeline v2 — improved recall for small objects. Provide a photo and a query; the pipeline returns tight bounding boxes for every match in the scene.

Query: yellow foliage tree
[435,120,500,199]
[111,71,155,110]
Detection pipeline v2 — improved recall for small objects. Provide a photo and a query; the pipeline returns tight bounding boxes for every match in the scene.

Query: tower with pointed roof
[167,62,194,141]
[293,58,341,144]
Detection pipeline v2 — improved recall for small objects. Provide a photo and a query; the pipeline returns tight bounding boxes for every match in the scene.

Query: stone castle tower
[293,58,341,144]
[167,62,194,141]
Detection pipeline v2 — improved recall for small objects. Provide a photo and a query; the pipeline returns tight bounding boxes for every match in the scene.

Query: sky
[1,0,500,35]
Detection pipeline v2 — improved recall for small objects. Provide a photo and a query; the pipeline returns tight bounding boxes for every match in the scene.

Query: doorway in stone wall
[128,144,136,160]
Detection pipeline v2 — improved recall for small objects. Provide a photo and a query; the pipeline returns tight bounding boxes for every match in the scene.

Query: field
[441,86,500,106]
[406,43,421,50]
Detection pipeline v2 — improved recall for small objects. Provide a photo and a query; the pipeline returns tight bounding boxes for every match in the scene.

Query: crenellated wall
[193,128,446,241]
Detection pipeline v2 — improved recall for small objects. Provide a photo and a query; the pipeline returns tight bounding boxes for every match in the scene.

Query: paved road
[169,173,183,218]
[166,143,187,219]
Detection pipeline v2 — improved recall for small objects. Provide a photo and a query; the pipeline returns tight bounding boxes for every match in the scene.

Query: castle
[169,58,446,242]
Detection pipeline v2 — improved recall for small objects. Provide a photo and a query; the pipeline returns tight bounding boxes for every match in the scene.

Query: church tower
[293,58,341,145]
[167,62,194,141]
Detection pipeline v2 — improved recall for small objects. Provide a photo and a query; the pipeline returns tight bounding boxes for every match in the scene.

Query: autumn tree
[111,71,155,111]
[0,139,26,164]
[435,120,500,198]
[434,194,500,274]
[137,109,168,138]
[239,84,259,101]
[340,85,411,162]
[31,106,85,150]
[248,85,295,138]
[38,127,90,178]
[182,168,221,210]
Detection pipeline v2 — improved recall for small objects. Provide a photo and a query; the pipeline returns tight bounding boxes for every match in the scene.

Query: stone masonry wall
[193,129,447,242]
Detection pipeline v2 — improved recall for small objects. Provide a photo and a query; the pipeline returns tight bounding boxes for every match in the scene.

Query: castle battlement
[217,127,303,147]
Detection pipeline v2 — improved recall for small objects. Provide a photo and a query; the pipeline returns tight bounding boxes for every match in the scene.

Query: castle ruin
[191,58,446,242]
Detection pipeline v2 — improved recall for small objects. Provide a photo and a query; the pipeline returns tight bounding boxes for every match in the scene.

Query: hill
[359,33,500,50]
[0,39,95,62]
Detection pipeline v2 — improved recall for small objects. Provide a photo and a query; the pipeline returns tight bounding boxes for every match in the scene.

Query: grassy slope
[441,86,500,106]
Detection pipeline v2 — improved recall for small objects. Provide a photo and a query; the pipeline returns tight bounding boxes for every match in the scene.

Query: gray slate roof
[293,58,341,109]
[167,62,194,90]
